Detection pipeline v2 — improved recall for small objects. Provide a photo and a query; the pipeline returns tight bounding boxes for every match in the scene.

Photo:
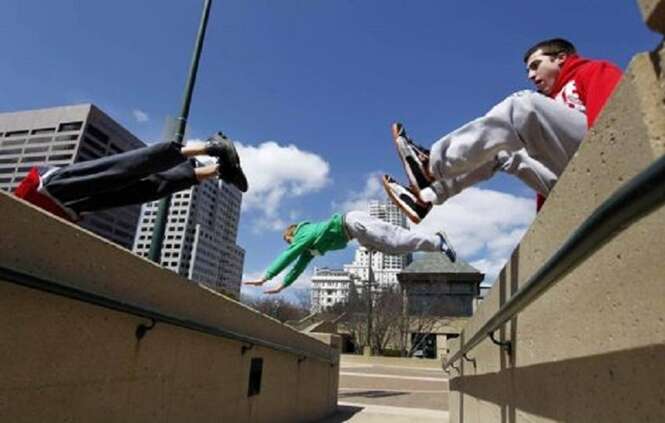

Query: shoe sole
[382,176,422,224]
[391,126,428,197]
[219,140,249,192]
[399,138,432,192]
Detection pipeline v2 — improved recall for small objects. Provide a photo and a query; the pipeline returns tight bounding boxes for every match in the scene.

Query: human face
[526,49,567,95]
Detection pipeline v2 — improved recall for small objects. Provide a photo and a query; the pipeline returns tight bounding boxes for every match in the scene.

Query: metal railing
[0,265,337,365]
[444,154,665,371]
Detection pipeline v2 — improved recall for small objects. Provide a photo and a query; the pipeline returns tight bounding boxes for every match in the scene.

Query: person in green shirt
[243,211,456,294]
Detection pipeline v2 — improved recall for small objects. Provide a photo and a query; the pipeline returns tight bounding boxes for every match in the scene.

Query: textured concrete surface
[446,43,665,423]
[638,0,665,33]
[0,191,339,422]
[320,355,449,423]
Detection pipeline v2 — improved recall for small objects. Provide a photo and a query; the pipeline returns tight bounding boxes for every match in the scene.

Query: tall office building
[133,176,245,297]
[0,104,145,249]
[344,199,412,288]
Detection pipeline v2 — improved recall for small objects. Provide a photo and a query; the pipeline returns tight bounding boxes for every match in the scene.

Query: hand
[243,278,267,286]
[264,285,285,294]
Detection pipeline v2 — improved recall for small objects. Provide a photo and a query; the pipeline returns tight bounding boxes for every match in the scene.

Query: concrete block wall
[639,0,665,33]
[0,191,339,422]
[447,3,665,422]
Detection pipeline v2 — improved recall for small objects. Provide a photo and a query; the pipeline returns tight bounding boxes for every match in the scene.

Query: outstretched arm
[264,252,314,294]
[263,238,310,281]
[243,276,268,286]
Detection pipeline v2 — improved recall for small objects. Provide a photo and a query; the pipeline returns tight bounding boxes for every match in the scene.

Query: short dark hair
[523,38,577,63]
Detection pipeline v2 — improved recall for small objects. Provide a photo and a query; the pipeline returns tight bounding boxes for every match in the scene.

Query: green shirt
[264,213,349,287]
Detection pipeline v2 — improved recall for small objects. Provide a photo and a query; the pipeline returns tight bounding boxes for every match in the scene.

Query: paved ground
[319,354,450,423]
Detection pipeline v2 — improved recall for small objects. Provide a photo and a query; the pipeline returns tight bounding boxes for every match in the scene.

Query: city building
[397,252,484,359]
[0,104,146,249]
[310,267,356,313]
[133,175,245,297]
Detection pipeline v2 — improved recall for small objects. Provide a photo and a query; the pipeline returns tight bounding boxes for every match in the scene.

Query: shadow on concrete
[450,345,665,422]
[339,390,410,399]
[317,404,364,422]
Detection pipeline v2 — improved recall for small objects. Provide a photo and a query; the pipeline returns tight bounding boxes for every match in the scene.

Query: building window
[1,139,26,147]
[31,127,56,135]
[5,130,29,137]
[0,148,23,156]
[86,124,110,143]
[58,121,83,132]
[51,143,76,152]
[83,137,106,154]
[55,134,78,142]
[25,146,49,154]
[49,154,73,161]
[21,156,47,163]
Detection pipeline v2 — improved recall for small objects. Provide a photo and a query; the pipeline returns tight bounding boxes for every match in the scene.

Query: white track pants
[428,90,587,204]
[344,211,440,255]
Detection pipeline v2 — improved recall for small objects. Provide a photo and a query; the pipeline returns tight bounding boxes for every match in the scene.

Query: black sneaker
[205,132,248,192]
[391,122,432,194]
[382,174,432,224]
[436,231,456,262]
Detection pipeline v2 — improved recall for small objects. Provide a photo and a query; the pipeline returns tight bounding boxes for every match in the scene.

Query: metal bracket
[135,318,156,340]
[489,331,512,356]
[241,344,254,355]
[449,361,461,373]
[462,353,477,369]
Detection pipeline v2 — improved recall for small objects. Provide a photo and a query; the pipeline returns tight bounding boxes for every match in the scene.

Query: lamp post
[149,0,213,263]
[365,249,375,356]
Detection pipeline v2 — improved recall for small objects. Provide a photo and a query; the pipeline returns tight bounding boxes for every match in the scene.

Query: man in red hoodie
[382,38,623,223]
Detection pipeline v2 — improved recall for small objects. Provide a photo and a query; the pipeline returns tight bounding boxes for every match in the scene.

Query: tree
[242,295,310,323]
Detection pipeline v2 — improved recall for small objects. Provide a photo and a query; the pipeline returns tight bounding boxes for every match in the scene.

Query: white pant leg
[429,159,500,205]
[498,149,558,196]
[428,148,558,204]
[344,211,440,255]
[427,90,587,203]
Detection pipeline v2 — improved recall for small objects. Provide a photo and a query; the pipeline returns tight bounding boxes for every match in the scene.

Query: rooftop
[400,252,483,275]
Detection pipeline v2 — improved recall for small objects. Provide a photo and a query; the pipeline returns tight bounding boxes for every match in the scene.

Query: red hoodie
[536,54,623,210]
[548,54,623,128]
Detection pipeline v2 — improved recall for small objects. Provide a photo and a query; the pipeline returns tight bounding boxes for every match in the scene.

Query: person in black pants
[14,132,247,222]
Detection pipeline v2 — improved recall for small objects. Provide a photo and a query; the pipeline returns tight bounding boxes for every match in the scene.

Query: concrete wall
[0,191,339,422]
[447,6,665,422]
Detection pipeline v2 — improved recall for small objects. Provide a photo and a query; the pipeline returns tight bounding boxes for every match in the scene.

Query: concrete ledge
[0,191,335,362]
[0,191,339,422]
[638,0,665,33]
[447,48,665,422]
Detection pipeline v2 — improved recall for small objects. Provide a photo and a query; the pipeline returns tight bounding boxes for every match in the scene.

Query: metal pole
[367,249,374,353]
[149,0,213,263]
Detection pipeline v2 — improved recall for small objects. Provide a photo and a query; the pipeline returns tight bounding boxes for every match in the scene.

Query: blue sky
[2,1,660,299]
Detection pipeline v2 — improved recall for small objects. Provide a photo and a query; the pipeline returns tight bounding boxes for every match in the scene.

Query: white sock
[419,187,437,203]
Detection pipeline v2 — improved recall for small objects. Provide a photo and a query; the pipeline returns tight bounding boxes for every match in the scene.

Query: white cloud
[333,171,386,213]
[417,187,535,282]
[470,257,508,283]
[132,109,149,123]
[237,141,330,220]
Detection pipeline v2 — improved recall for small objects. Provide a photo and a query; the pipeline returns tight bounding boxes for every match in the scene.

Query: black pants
[44,142,198,213]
